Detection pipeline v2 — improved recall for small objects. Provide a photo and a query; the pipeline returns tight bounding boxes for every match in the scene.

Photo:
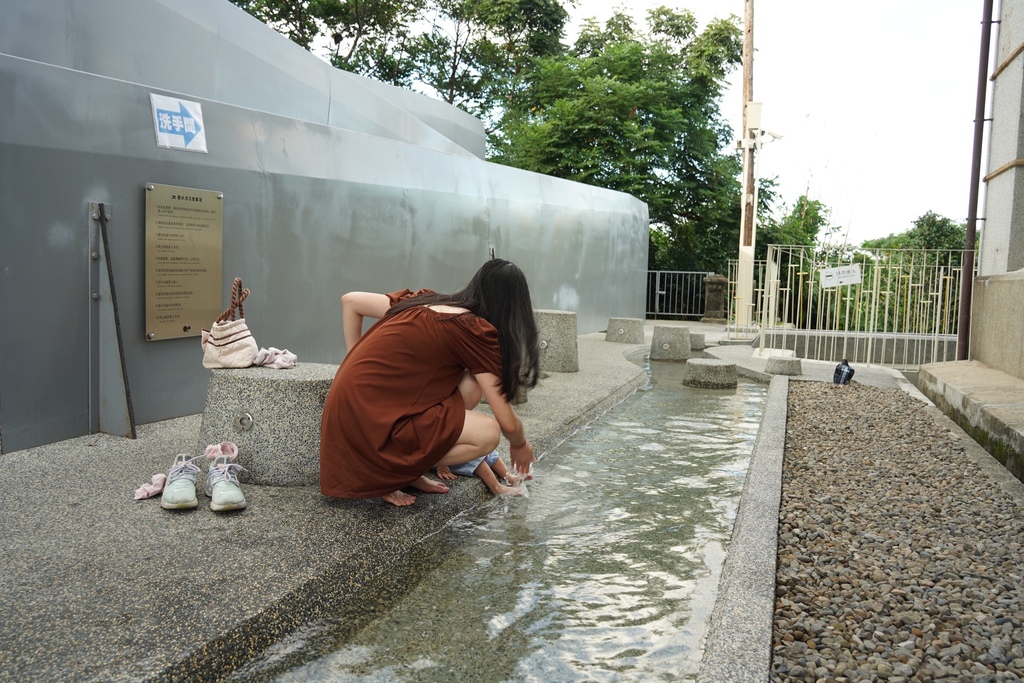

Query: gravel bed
[772,381,1024,683]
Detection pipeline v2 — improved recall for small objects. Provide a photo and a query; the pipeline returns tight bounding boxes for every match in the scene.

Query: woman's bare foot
[410,476,449,494]
[435,466,457,481]
[382,490,416,506]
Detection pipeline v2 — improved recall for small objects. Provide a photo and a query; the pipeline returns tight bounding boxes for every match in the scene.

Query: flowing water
[241,362,766,683]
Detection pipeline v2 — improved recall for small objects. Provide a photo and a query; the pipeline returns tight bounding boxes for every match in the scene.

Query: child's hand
[436,465,456,481]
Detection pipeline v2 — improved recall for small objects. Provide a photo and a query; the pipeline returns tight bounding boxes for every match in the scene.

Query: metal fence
[728,245,975,370]
[646,270,713,319]
[726,258,767,334]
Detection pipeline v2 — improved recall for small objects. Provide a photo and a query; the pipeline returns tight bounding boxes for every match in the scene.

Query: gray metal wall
[0,0,649,453]
[1,0,486,160]
[980,0,1024,276]
[971,0,1024,381]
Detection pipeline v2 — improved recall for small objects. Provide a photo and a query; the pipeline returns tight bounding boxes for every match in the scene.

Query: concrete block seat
[197,363,338,486]
[765,356,802,376]
[535,309,579,373]
[650,325,691,361]
[605,317,645,344]
[681,358,737,389]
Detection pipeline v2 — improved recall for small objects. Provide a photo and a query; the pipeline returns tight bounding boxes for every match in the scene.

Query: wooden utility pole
[736,0,757,327]
[741,0,755,248]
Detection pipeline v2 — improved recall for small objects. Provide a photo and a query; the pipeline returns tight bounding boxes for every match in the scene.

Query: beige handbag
[201,277,258,369]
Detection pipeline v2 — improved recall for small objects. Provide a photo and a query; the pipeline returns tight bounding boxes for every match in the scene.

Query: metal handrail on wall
[728,245,977,370]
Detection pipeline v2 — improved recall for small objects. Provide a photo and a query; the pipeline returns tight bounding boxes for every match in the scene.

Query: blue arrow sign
[155,102,203,147]
[150,94,207,152]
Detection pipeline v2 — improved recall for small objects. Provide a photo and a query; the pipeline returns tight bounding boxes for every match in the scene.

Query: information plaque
[144,183,223,340]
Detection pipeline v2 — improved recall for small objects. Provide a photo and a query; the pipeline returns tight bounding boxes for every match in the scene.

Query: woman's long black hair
[387,259,541,400]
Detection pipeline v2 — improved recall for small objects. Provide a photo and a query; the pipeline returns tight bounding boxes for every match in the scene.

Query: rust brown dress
[320,290,503,499]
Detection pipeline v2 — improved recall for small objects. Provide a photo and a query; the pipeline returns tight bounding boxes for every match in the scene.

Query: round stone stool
[765,356,802,376]
[534,309,579,373]
[681,358,737,389]
[650,326,691,361]
[197,363,338,485]
[605,317,645,344]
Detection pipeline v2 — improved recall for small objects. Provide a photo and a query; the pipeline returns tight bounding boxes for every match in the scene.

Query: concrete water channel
[1,322,919,682]
[230,361,768,682]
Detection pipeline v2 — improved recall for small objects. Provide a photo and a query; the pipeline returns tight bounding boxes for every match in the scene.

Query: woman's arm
[341,291,392,350]
[475,372,535,475]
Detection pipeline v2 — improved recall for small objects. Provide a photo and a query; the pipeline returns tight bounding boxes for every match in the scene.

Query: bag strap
[216,277,250,323]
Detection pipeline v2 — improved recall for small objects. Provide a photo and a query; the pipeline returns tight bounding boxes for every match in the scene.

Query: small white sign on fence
[819,264,862,289]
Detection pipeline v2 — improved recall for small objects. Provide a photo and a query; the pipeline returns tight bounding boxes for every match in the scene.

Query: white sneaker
[204,451,246,512]
[160,454,201,509]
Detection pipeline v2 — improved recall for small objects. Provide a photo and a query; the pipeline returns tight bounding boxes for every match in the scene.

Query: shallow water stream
[243,361,766,683]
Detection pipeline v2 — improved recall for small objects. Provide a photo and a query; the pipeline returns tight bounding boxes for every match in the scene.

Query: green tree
[229,0,426,85]
[491,8,743,273]
[232,0,567,124]
[755,193,834,260]
[230,0,330,49]
[408,0,568,128]
[324,0,427,86]
[861,211,966,252]
[406,0,489,108]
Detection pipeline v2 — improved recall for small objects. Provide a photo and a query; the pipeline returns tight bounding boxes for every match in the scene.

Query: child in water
[436,449,527,496]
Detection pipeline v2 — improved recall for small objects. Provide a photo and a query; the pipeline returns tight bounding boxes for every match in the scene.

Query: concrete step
[919,360,1024,482]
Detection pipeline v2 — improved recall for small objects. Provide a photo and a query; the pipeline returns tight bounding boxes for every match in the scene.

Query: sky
[564,0,984,246]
